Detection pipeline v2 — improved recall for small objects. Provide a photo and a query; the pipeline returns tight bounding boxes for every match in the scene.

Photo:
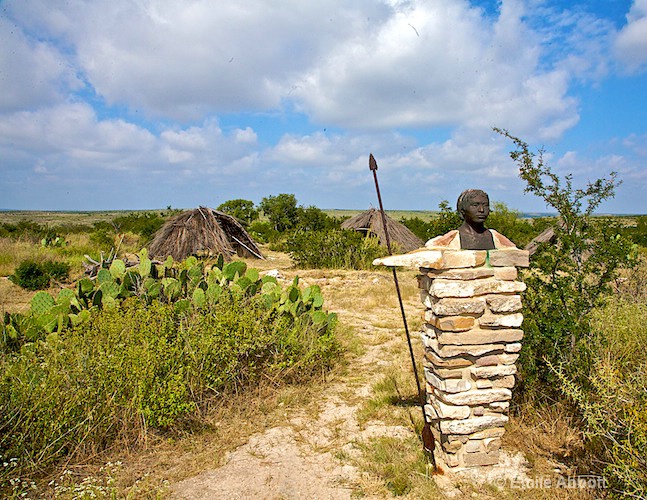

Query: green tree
[217,199,259,227]
[496,128,638,394]
[295,206,338,232]
[260,194,298,232]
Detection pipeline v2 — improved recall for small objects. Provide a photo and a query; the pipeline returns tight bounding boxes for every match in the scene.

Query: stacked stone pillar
[417,248,529,468]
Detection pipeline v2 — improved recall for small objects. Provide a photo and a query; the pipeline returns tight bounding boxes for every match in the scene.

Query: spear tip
[369,153,378,171]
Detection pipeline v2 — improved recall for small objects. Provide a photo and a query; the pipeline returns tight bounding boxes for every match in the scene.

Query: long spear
[369,153,437,470]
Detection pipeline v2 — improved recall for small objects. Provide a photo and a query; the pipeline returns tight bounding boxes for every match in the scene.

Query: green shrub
[40,260,70,281]
[9,261,49,290]
[295,206,339,232]
[260,193,299,232]
[486,202,545,248]
[89,227,116,250]
[0,221,55,243]
[287,229,387,269]
[248,221,280,244]
[551,302,647,497]
[112,213,165,241]
[8,259,70,290]
[496,129,637,396]
[0,275,339,488]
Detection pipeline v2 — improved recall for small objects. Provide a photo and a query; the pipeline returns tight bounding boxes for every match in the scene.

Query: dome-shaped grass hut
[148,206,264,261]
[341,208,423,253]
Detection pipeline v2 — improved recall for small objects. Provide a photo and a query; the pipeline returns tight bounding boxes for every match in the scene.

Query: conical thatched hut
[341,208,423,252]
[148,207,264,261]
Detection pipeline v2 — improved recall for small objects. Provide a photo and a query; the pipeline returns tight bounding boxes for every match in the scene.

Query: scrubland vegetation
[1,136,646,497]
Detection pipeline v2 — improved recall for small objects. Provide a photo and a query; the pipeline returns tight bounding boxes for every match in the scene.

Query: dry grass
[38,382,326,498]
[504,402,587,476]
[0,238,44,276]
[0,278,34,314]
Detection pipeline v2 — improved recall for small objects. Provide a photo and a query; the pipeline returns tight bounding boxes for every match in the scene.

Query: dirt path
[169,269,539,499]
[170,270,425,499]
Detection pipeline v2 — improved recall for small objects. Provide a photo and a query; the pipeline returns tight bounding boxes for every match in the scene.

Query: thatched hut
[148,207,264,261]
[341,208,423,252]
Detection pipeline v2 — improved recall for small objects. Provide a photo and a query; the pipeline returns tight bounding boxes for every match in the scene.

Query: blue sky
[1,0,646,214]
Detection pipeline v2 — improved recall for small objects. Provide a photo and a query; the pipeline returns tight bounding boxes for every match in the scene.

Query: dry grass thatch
[340,208,423,253]
[148,207,264,261]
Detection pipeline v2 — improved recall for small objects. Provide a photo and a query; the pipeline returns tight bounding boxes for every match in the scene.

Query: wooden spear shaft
[369,154,437,470]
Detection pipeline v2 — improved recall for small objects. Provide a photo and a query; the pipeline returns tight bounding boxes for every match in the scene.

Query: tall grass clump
[0,263,339,491]
[550,301,647,497]
[287,229,388,269]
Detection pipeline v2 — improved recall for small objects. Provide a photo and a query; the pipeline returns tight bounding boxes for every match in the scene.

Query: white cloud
[235,127,257,145]
[0,102,155,160]
[5,0,389,121]
[0,17,81,112]
[292,0,583,140]
[615,0,647,72]
[3,0,603,139]
[0,103,260,179]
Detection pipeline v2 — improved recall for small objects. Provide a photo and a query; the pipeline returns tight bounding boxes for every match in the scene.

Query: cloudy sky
[1,0,646,213]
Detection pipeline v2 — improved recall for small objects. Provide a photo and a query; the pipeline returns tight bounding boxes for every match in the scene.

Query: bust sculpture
[456,189,495,250]
[425,189,516,250]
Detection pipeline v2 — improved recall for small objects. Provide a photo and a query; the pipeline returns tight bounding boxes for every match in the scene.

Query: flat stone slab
[438,414,509,434]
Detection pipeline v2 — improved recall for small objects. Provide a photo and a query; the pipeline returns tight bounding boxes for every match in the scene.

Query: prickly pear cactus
[31,291,55,315]
[109,259,126,279]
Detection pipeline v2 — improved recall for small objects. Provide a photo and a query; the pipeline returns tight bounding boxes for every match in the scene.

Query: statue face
[461,193,490,224]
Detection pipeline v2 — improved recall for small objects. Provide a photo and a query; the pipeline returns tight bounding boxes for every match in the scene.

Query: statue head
[456,189,490,224]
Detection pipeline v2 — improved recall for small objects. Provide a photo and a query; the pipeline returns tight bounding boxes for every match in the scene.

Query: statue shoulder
[425,230,460,249]
[490,229,517,249]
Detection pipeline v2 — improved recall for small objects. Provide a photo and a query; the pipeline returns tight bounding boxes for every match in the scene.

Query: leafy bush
[89,224,117,250]
[8,260,70,290]
[287,229,387,269]
[0,259,339,488]
[260,193,299,232]
[295,206,340,232]
[496,128,638,395]
[618,215,647,248]
[0,221,54,243]
[248,220,280,244]
[486,202,546,248]
[40,260,70,282]
[112,212,165,240]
